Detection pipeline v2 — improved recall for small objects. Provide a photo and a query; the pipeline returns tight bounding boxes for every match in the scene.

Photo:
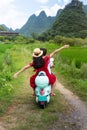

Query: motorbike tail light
[40,89,44,95]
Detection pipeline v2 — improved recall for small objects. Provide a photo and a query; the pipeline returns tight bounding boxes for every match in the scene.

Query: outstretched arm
[50,45,69,58]
[13,64,31,78]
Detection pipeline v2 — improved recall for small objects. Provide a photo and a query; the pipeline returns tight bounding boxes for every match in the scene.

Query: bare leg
[51,81,56,96]
[32,89,35,96]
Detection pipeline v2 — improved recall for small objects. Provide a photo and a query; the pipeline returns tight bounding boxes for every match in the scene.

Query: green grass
[0,43,13,53]
[0,44,25,116]
[59,47,87,68]
[54,46,87,101]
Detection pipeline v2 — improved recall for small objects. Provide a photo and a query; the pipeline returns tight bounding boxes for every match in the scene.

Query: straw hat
[33,48,43,57]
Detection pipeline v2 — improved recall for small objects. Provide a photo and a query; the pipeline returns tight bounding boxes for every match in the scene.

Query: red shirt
[29,55,56,88]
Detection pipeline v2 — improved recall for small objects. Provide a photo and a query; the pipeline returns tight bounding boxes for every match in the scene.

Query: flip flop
[50,92,55,96]
[32,93,35,97]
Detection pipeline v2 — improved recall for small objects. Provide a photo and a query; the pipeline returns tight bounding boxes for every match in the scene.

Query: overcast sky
[0,0,87,30]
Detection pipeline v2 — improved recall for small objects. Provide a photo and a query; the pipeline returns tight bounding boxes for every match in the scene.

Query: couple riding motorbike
[14,45,69,108]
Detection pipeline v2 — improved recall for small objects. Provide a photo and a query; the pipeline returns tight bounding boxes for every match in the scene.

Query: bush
[28,38,35,43]
[54,35,87,46]
[0,36,5,41]
[80,63,87,79]
[4,51,12,66]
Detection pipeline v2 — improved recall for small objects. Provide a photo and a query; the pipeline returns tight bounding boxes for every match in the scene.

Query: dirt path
[55,80,87,130]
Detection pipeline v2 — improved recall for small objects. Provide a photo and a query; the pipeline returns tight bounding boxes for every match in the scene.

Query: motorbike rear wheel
[39,101,46,109]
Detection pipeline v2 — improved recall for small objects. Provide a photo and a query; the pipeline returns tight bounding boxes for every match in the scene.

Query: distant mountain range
[17,11,56,37]
[0,24,14,32]
[0,9,62,37]
[0,0,87,38]
[18,9,63,37]
[0,25,6,31]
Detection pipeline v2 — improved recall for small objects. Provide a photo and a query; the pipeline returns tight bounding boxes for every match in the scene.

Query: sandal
[50,92,55,96]
[32,93,35,97]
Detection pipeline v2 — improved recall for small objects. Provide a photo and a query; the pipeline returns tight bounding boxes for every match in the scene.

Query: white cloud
[63,0,70,4]
[36,0,49,4]
[0,0,27,29]
[35,0,70,17]
[57,0,70,6]
[35,4,63,16]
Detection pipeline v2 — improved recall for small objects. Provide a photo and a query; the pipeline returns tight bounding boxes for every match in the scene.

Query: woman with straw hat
[14,45,69,96]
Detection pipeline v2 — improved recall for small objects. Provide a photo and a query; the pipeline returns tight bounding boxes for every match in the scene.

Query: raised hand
[13,73,18,79]
[63,45,70,49]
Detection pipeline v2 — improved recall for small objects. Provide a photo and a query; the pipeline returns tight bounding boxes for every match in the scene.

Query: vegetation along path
[0,45,87,130]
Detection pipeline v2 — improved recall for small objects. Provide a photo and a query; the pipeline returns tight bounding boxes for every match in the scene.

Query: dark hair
[33,56,44,69]
[40,48,47,56]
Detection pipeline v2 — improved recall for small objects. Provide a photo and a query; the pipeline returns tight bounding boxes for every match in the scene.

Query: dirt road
[56,80,87,130]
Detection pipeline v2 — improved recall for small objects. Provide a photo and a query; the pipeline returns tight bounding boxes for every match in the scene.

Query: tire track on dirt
[56,80,87,130]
